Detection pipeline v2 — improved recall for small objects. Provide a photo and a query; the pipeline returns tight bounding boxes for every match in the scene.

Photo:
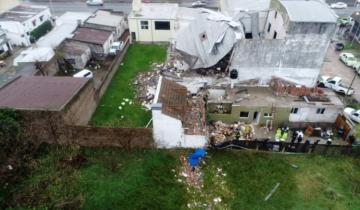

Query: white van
[86,0,104,6]
[73,69,93,79]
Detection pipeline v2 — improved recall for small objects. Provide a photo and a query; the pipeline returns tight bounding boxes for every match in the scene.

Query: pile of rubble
[209,121,255,144]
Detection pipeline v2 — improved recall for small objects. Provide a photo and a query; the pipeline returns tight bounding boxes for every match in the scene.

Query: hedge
[30,20,53,43]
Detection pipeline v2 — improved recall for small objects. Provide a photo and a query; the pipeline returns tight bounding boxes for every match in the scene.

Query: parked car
[73,69,93,79]
[335,43,345,51]
[191,1,207,7]
[344,107,360,123]
[86,0,103,6]
[109,41,125,55]
[318,76,355,95]
[330,2,347,9]
[340,52,357,68]
[338,16,354,25]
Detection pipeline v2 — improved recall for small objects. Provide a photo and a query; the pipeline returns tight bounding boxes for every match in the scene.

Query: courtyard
[90,44,167,127]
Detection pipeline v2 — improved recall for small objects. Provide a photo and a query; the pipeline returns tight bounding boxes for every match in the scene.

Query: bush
[30,20,53,43]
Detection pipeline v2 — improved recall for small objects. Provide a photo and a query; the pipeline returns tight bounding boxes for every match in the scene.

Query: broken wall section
[231,34,331,87]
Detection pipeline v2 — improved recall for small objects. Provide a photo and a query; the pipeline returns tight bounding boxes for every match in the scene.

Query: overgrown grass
[7,146,186,210]
[5,148,360,209]
[90,44,167,127]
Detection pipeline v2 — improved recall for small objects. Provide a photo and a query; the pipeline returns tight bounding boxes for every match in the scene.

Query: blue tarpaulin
[188,148,206,167]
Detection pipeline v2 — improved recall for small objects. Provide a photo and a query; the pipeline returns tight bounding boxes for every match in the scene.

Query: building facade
[0,5,52,46]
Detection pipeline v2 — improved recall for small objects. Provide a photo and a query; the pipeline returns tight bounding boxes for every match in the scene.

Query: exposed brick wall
[270,77,324,96]
[21,111,154,148]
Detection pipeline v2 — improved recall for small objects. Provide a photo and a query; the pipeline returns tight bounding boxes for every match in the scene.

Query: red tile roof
[72,27,112,45]
[0,76,88,111]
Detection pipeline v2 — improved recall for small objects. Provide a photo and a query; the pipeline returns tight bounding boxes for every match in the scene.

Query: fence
[212,139,360,156]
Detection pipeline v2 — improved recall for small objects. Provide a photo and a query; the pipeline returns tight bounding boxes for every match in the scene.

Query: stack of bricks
[270,78,324,97]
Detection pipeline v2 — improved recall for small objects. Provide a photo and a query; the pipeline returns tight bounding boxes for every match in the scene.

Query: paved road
[22,0,219,15]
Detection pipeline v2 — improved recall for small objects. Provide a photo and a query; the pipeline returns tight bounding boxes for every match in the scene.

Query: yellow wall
[0,0,19,13]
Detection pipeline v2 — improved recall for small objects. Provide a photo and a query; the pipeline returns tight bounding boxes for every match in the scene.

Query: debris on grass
[264,182,281,201]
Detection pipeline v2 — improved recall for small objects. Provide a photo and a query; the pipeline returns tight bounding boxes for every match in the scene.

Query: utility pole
[351,12,360,47]
[346,72,357,100]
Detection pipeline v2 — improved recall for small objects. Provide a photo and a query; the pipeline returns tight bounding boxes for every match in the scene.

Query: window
[316,108,325,114]
[240,112,249,118]
[32,19,36,27]
[39,15,44,22]
[290,108,298,114]
[274,11,278,19]
[155,21,170,30]
[140,21,148,30]
[273,31,277,39]
[267,23,271,32]
[264,113,273,118]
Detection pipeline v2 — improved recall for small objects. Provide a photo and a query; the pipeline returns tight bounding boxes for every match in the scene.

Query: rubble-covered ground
[4,146,360,209]
[90,44,167,127]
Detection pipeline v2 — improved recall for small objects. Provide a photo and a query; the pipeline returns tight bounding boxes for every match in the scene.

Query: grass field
[5,147,360,210]
[90,44,167,127]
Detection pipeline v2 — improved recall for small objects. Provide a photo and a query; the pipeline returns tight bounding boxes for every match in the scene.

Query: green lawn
[90,44,167,127]
[4,147,360,209]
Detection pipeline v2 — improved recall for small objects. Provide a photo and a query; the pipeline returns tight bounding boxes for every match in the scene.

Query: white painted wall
[184,135,207,148]
[129,18,174,42]
[102,33,114,54]
[289,107,342,123]
[264,10,286,39]
[0,8,51,46]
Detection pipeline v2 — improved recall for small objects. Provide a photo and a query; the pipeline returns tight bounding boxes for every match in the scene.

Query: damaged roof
[0,76,89,111]
[72,27,112,45]
[156,78,188,120]
[280,0,337,23]
[174,8,243,69]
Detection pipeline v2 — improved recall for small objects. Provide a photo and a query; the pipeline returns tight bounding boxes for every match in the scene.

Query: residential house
[207,87,344,127]
[230,0,337,87]
[58,40,91,70]
[0,29,12,55]
[0,4,52,46]
[0,76,97,126]
[72,27,113,57]
[37,12,92,49]
[128,1,178,42]
[13,47,58,75]
[84,10,127,40]
[152,77,207,148]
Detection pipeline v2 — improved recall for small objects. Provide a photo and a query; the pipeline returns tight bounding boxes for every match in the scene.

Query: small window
[240,112,249,118]
[316,108,325,114]
[290,107,298,114]
[267,23,271,32]
[328,80,336,84]
[264,113,273,118]
[273,31,277,39]
[155,21,170,30]
[140,21,148,30]
[39,15,44,22]
[274,11,278,19]
[32,20,36,27]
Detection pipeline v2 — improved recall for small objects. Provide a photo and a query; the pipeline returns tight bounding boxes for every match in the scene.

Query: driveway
[321,43,360,102]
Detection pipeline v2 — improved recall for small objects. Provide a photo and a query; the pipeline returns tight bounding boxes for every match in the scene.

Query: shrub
[30,20,53,42]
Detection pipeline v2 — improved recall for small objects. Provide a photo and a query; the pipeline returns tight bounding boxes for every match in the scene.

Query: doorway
[253,111,260,124]
[131,32,136,42]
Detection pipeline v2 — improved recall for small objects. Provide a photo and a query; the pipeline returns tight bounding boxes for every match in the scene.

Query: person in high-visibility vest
[275,128,282,141]
[281,131,288,142]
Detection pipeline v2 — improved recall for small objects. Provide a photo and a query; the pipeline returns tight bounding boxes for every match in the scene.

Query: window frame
[154,21,171,30]
[316,108,325,114]
[290,107,299,114]
[240,111,249,118]
[140,21,149,30]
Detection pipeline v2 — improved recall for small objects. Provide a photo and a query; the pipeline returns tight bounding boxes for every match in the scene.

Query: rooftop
[72,27,112,45]
[280,0,337,23]
[37,23,78,48]
[13,47,54,66]
[0,4,48,22]
[156,77,188,120]
[55,11,92,26]
[60,40,90,55]
[0,76,89,111]
[129,3,178,20]
[208,87,344,108]
[223,0,270,12]
[86,10,124,28]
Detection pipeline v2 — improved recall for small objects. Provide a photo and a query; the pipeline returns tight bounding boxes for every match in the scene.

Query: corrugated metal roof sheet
[72,27,112,45]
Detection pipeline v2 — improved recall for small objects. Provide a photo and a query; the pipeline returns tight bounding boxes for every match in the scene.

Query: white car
[86,0,103,6]
[330,2,347,9]
[344,107,360,123]
[109,41,125,55]
[73,69,94,79]
[318,76,355,95]
[191,1,207,8]
[339,52,358,68]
